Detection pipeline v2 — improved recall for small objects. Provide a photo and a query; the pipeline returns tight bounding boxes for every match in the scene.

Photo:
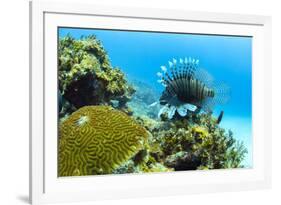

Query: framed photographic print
[29,1,272,204]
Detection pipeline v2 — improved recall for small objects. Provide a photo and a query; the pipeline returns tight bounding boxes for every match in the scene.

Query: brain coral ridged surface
[59,106,148,176]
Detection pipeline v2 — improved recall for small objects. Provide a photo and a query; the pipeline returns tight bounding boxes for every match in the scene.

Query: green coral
[137,113,247,171]
[113,150,172,174]
[58,106,148,176]
[58,35,135,114]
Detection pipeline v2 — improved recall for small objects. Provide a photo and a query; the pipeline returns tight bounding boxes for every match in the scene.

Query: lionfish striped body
[156,57,230,119]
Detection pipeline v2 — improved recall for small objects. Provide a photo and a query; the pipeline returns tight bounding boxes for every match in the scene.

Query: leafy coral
[136,113,247,171]
[58,106,148,176]
[58,35,135,114]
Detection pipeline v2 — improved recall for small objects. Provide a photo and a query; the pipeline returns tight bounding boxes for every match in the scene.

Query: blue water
[59,27,252,167]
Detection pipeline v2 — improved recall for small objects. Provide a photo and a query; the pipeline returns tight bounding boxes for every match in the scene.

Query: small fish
[216,111,224,124]
[148,101,158,107]
[110,100,119,108]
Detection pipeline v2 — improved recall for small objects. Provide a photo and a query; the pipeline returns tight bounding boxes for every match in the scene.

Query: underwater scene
[58,27,252,177]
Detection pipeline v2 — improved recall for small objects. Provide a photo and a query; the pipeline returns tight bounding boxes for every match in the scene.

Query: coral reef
[58,35,135,116]
[113,152,172,174]
[58,106,148,176]
[135,113,247,171]
[57,35,248,177]
[113,131,172,174]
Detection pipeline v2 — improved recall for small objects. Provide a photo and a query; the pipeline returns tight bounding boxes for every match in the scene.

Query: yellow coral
[192,126,209,139]
[59,106,148,176]
[59,36,134,109]
[138,161,172,173]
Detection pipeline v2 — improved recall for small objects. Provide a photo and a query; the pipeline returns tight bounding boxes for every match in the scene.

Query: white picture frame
[29,1,272,204]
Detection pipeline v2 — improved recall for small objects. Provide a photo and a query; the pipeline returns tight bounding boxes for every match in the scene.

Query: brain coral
[58,106,148,176]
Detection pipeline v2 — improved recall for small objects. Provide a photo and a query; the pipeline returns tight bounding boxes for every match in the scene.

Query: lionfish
[153,57,230,119]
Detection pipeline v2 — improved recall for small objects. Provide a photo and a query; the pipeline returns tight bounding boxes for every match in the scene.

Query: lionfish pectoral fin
[182,103,197,112]
[194,106,201,114]
[167,106,177,119]
[158,104,169,118]
[177,105,188,117]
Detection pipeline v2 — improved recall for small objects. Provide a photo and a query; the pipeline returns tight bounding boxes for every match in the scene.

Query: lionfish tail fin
[201,82,231,113]
[213,82,231,104]
[201,98,216,113]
